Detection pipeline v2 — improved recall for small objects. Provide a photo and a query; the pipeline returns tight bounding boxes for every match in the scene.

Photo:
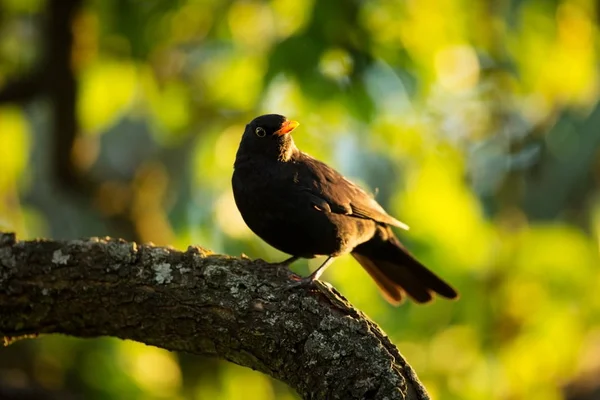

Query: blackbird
[232,114,458,304]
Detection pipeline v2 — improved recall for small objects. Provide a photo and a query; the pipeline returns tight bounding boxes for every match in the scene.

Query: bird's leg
[289,256,335,286]
[256,255,299,267]
[306,256,334,281]
[277,256,300,266]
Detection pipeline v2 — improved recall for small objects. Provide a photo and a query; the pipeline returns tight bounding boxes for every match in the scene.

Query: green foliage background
[1,0,599,399]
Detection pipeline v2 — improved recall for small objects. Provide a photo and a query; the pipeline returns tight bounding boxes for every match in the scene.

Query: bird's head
[236,114,300,162]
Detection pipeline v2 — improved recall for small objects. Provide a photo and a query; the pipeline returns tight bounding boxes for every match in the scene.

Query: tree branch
[46,0,83,189]
[0,75,42,104]
[0,232,429,400]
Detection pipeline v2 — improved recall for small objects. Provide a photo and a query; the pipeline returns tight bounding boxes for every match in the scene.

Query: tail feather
[375,260,434,303]
[352,253,404,305]
[352,230,458,305]
[388,236,458,299]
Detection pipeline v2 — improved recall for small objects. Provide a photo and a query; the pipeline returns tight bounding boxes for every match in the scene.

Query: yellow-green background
[1,0,599,399]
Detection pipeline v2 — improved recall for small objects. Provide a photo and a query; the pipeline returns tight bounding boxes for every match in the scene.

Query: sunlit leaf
[78,60,138,134]
[141,68,191,142]
[0,106,30,191]
[397,150,494,271]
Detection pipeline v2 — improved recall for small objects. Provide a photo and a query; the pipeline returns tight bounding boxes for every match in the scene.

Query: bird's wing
[296,153,409,230]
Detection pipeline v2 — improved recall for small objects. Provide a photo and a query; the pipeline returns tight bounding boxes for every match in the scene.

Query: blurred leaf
[0,0,43,13]
[78,59,138,134]
[1,0,600,399]
[0,106,29,191]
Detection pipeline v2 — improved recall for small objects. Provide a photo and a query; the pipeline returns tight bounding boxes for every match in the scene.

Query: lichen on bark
[0,232,429,400]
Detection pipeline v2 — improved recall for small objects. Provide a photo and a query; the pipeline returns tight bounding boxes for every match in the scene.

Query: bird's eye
[255,127,266,137]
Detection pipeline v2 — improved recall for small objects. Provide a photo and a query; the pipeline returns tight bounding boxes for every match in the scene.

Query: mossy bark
[0,232,429,400]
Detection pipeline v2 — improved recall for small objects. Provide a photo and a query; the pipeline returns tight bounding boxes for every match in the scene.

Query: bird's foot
[283,261,331,291]
[287,273,319,288]
[283,256,334,288]
[275,274,317,295]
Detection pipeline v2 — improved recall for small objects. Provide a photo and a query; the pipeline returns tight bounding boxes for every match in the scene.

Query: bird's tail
[351,232,458,305]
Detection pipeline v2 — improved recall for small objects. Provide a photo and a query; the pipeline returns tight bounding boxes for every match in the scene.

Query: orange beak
[274,120,299,136]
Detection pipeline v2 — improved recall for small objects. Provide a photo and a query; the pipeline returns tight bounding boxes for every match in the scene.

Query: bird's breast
[232,161,376,257]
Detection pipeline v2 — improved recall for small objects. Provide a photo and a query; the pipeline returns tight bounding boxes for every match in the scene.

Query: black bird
[232,114,458,304]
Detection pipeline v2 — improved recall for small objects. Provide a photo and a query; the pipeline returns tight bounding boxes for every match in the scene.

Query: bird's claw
[289,274,318,286]
[276,274,318,293]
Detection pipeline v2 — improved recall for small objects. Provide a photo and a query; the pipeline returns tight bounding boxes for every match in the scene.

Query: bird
[231,114,458,305]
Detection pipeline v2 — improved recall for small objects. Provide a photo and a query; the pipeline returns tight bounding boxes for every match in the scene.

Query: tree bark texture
[0,232,429,400]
